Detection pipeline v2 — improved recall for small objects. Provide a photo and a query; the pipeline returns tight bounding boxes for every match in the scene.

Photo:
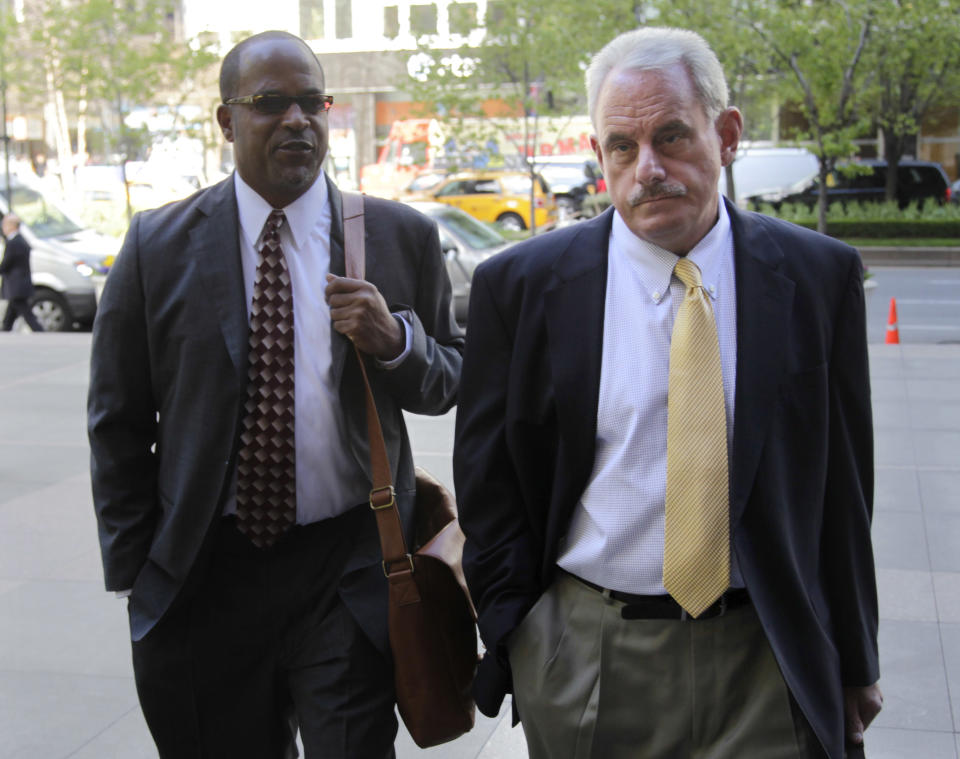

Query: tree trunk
[723,162,736,204]
[44,59,73,194]
[817,163,829,235]
[76,82,88,168]
[882,127,903,205]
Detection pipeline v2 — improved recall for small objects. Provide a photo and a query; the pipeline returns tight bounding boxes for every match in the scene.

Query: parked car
[530,156,602,216]
[748,158,951,210]
[720,147,819,205]
[415,170,558,231]
[395,169,448,200]
[1,179,117,331]
[404,200,510,322]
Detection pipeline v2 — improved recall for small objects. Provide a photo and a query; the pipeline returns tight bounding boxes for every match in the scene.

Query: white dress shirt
[557,197,743,594]
[224,173,409,523]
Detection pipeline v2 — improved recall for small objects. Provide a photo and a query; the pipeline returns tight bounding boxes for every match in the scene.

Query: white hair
[586,27,729,132]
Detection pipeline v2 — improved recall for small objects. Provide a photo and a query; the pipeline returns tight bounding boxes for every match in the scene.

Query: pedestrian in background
[1,213,43,332]
[455,26,881,759]
[88,30,462,758]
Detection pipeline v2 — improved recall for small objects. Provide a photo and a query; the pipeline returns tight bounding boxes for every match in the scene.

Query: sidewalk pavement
[1,334,958,758]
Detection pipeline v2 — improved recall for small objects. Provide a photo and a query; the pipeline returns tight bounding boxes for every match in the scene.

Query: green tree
[864,0,960,202]
[406,0,641,231]
[652,0,777,202]
[13,0,217,218]
[70,0,217,218]
[745,0,875,233]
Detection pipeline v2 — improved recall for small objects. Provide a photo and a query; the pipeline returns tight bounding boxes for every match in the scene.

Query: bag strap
[341,191,413,576]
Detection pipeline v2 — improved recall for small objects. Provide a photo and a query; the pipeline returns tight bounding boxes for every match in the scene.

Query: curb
[856,246,960,267]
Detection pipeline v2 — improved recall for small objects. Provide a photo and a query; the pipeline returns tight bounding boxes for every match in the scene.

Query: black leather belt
[564,571,750,621]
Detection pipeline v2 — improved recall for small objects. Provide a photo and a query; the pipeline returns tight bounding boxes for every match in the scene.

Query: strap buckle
[382,554,415,577]
[368,485,396,510]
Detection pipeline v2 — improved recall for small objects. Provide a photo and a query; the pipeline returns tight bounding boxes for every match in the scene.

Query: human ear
[216,105,235,143]
[590,134,605,173]
[716,107,743,167]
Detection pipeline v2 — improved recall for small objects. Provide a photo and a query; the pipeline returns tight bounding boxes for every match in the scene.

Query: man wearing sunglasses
[88,30,463,758]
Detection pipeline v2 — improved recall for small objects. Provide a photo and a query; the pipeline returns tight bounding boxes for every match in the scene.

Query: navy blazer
[0,233,34,300]
[454,200,878,759]
[89,174,464,649]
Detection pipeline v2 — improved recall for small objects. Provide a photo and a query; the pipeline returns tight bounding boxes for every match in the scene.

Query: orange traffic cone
[885,297,900,344]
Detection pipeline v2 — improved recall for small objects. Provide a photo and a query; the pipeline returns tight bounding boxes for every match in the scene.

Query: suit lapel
[727,202,796,524]
[544,210,612,502]
[191,177,248,386]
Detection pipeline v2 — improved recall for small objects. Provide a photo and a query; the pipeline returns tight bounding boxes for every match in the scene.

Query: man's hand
[325,274,404,361]
[844,682,883,747]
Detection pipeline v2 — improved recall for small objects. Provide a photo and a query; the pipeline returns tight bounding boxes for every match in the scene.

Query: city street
[865,267,960,345]
[1,268,959,757]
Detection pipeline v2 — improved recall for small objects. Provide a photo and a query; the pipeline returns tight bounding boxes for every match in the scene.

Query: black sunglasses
[223,93,334,115]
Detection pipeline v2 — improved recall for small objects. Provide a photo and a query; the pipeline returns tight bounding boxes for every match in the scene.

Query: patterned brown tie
[236,210,296,547]
[662,257,730,617]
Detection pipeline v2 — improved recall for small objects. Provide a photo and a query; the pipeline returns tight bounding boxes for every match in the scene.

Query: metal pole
[1,34,10,211]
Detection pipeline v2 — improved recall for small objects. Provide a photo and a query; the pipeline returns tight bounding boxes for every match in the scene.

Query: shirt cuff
[115,589,132,599]
[375,314,412,370]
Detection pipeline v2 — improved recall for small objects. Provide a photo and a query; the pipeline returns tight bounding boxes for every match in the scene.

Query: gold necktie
[662,257,730,617]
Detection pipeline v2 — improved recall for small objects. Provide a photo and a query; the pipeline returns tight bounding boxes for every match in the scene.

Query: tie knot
[674,257,703,289]
[262,210,286,242]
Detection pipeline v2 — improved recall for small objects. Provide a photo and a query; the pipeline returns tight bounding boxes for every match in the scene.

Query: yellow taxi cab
[419,170,558,231]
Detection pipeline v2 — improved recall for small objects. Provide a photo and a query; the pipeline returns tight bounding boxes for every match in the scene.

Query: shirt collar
[611,196,731,304]
[234,171,329,251]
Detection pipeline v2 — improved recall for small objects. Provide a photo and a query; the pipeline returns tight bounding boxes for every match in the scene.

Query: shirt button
[709,285,716,294]
[653,291,661,300]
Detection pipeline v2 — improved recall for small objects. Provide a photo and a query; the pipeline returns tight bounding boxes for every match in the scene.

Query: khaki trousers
[508,573,825,759]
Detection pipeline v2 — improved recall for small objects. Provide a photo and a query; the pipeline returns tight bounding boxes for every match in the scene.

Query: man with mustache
[455,27,880,758]
[88,30,463,758]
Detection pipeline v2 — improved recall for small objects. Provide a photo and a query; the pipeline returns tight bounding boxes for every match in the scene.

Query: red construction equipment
[885,297,900,344]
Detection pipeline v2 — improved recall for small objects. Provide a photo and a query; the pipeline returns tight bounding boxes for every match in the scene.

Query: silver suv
[1,180,117,331]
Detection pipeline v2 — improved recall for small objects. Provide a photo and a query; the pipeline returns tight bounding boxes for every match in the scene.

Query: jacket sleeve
[87,214,160,592]
[454,263,542,717]
[374,212,464,415]
[822,253,880,686]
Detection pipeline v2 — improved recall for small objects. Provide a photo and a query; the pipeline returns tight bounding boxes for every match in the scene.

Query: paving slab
[876,568,938,622]
[874,467,922,512]
[866,727,957,759]
[872,510,931,571]
[873,621,953,732]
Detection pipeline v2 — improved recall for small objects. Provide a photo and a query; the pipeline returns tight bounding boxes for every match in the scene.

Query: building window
[335,0,352,39]
[410,4,437,36]
[486,1,506,27]
[383,5,399,38]
[449,2,477,35]
[300,0,324,38]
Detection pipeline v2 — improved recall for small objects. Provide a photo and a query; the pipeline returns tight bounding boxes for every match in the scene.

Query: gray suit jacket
[88,173,464,647]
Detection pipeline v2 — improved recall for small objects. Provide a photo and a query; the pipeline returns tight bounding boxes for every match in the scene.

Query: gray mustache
[627,183,687,206]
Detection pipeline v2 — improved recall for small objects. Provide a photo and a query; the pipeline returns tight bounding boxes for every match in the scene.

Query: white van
[719,146,819,206]
[1,179,118,331]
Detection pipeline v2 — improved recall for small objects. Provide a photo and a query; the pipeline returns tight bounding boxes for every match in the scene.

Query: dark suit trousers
[131,506,397,759]
[2,298,43,331]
